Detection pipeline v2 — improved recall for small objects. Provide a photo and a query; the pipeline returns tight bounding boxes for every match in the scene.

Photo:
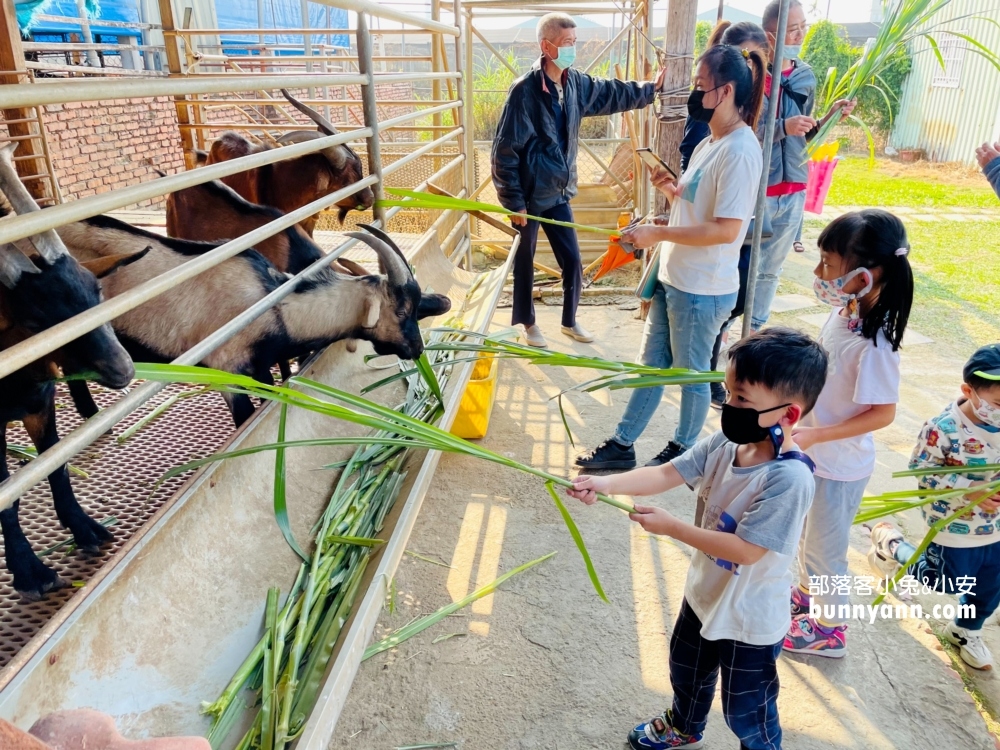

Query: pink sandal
[793,241,805,253]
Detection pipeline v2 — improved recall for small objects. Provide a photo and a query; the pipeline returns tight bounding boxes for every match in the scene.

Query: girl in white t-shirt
[783,209,914,658]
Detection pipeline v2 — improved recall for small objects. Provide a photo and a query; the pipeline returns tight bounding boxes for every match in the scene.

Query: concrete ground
[330,242,999,749]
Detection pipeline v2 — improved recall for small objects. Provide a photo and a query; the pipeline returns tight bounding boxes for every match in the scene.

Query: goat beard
[337,206,351,224]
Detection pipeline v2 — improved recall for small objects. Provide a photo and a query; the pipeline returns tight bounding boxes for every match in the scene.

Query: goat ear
[363,295,381,328]
[79,246,151,279]
[416,293,452,321]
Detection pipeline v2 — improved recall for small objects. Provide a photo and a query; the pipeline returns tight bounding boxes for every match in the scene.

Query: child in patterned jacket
[868,343,1000,670]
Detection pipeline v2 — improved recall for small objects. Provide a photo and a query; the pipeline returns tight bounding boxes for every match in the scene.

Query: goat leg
[68,380,100,420]
[0,424,67,599]
[23,397,111,554]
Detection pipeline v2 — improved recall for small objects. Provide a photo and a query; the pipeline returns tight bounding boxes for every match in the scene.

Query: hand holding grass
[567,474,610,505]
[628,504,679,535]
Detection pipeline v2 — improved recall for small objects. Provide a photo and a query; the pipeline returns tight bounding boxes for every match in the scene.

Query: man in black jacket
[491,12,662,348]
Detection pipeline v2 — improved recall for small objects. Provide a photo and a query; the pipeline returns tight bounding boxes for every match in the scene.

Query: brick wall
[33,81,418,206]
[42,97,186,208]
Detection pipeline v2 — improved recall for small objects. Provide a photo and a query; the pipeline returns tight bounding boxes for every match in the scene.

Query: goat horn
[346,231,412,287]
[280,88,339,136]
[357,223,404,257]
[0,242,41,289]
[0,144,67,263]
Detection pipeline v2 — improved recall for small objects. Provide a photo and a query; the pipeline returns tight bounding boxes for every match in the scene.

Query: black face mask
[720,403,790,445]
[687,85,722,124]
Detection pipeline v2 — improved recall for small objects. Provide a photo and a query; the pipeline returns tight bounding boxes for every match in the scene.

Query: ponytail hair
[817,209,914,351]
[697,44,767,129]
[707,20,732,48]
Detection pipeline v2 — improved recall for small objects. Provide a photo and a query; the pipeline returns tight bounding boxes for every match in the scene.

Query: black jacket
[491,58,656,214]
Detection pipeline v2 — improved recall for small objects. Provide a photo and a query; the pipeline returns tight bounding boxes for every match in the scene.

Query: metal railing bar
[23,42,163,53]
[376,100,462,130]
[374,72,461,84]
[308,0,459,36]
[0,174,376,382]
[0,72,368,109]
[0,225,368,514]
[22,61,168,77]
[32,13,161,29]
[381,128,463,177]
[0,128,371,245]
[181,98,448,106]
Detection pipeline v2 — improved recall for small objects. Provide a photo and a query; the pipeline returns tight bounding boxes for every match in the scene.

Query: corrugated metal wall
[891,0,1000,165]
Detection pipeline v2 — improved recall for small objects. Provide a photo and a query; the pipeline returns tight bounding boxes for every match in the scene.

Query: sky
[697,0,876,24]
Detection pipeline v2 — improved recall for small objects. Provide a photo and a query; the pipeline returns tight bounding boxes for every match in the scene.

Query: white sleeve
[854,339,901,405]
[712,148,761,221]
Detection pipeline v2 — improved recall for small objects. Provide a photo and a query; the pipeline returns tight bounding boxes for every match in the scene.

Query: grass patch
[827,157,997,209]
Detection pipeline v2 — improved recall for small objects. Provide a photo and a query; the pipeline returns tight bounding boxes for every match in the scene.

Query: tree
[694,20,712,59]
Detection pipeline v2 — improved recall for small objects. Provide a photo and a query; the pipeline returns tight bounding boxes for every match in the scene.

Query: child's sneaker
[867,522,903,580]
[626,711,704,749]
[790,585,811,616]
[945,623,994,670]
[782,614,847,657]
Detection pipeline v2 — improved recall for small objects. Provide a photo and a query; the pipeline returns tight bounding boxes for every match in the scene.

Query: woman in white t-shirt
[783,209,915,658]
[576,44,765,471]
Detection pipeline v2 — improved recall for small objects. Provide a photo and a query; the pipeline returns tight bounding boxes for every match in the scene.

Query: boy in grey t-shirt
[569,328,828,750]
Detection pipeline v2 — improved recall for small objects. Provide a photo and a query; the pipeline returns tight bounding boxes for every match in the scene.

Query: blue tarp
[216,1,349,52]
[15,0,349,48]
[16,0,140,38]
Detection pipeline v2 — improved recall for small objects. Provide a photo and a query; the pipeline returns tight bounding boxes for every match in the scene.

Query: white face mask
[971,391,1000,429]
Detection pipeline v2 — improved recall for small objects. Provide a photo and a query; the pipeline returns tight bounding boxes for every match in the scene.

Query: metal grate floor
[0,382,238,670]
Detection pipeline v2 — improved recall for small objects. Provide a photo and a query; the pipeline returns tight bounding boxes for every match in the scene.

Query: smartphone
[635,147,678,179]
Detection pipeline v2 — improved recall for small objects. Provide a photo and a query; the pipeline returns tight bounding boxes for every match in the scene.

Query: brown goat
[198,90,374,236]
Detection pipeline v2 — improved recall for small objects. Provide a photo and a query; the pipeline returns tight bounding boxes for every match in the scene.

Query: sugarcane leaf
[847,114,877,167]
[327,535,385,547]
[926,33,945,69]
[556,394,575,447]
[363,552,556,659]
[414,352,444,403]
[545,481,607,602]
[894,463,1000,478]
[275,405,309,563]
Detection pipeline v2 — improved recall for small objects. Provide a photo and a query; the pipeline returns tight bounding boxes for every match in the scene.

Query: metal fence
[0,0,469,525]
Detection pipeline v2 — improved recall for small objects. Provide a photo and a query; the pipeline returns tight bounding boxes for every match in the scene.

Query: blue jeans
[669,600,783,750]
[896,540,1000,631]
[750,191,806,330]
[613,281,737,449]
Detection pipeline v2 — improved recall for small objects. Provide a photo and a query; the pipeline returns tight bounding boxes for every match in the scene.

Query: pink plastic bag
[804,158,838,214]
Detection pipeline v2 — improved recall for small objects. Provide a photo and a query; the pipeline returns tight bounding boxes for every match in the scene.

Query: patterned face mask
[971,391,1000,429]
[812,267,873,308]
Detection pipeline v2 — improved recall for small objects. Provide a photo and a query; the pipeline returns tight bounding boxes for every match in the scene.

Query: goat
[164,175,369,277]
[0,145,143,599]
[48,216,451,427]
[184,89,374,236]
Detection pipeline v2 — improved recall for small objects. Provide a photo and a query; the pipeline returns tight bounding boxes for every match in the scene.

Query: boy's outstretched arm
[630,504,767,566]
[567,463,686,505]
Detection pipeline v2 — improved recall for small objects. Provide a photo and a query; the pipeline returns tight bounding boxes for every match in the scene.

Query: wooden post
[157,0,198,170]
[0,0,53,202]
[653,0,696,215]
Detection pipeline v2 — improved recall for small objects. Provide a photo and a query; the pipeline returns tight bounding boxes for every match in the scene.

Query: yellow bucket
[450,354,501,439]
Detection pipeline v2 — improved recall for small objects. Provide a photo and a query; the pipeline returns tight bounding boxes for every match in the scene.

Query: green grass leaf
[275,404,309,563]
[363,552,556,660]
[414,352,444,403]
[545,481,608,602]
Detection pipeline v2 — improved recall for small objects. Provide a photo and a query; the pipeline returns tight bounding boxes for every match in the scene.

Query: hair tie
[741,48,750,59]
[895,247,909,257]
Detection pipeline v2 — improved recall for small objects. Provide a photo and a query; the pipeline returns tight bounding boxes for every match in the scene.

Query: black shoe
[645,441,687,467]
[710,381,727,409]
[575,438,636,470]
